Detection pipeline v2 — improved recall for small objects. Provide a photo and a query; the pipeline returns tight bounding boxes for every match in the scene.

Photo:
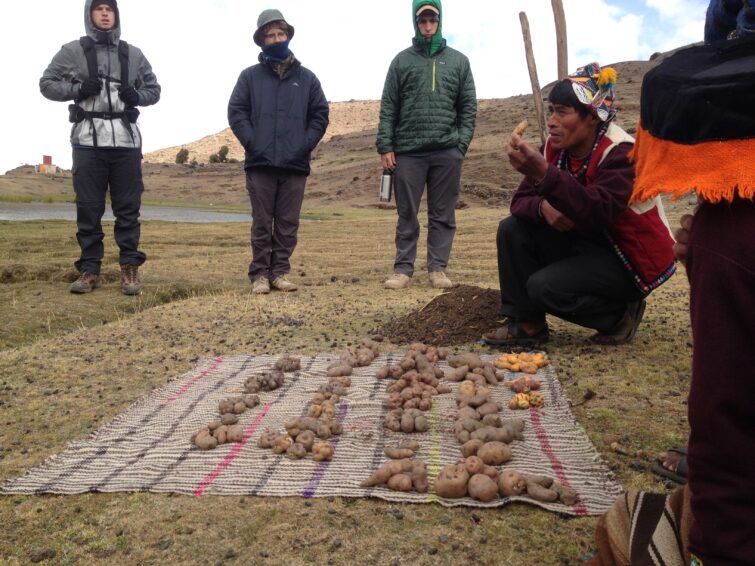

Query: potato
[481,465,500,481]
[457,406,481,421]
[477,441,512,466]
[553,481,579,506]
[446,365,469,382]
[458,380,476,397]
[220,413,239,426]
[272,436,293,454]
[212,425,229,445]
[360,461,393,487]
[477,401,502,417]
[226,425,244,443]
[312,442,334,462]
[468,474,499,502]
[464,455,485,475]
[287,442,307,459]
[387,473,414,492]
[435,463,470,499]
[498,469,526,496]
[448,354,484,370]
[460,439,484,458]
[414,415,429,432]
[257,429,280,449]
[194,430,218,451]
[525,476,558,502]
[296,430,316,451]
[327,364,352,377]
[513,119,529,137]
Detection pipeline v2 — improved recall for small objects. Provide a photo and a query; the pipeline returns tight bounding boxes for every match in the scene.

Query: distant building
[36,155,60,175]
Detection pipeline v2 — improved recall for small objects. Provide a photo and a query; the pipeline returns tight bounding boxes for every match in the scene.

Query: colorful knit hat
[567,62,617,122]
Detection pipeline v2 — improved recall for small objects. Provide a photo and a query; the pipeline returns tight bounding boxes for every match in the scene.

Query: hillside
[3,58,659,209]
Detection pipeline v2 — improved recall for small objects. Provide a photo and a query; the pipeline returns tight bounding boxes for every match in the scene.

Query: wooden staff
[551,0,568,79]
[519,12,546,144]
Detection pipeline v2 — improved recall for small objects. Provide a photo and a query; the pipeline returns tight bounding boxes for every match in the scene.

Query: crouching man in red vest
[483,63,675,347]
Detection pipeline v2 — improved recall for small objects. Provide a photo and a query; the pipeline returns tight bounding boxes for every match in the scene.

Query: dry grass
[0,205,692,565]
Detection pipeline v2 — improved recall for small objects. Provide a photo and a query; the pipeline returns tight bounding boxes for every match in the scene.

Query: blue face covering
[261,40,291,62]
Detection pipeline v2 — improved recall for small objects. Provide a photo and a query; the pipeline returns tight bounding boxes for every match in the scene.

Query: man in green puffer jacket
[377,0,477,290]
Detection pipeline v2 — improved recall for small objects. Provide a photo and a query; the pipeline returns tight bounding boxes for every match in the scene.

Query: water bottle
[379,169,393,202]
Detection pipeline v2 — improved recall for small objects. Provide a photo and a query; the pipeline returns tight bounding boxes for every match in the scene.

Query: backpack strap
[79,36,98,80]
[118,40,129,88]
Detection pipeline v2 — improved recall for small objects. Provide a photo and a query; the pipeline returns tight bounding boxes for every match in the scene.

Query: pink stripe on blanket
[164,357,223,405]
[193,403,272,496]
[529,408,589,515]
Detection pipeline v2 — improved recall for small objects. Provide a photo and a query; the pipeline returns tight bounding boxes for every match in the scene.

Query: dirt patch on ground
[375,284,501,346]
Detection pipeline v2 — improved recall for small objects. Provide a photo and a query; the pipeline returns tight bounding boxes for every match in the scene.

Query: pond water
[0,202,251,223]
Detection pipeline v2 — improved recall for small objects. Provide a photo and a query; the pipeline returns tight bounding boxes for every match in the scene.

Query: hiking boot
[271,275,297,292]
[120,264,142,295]
[383,273,411,290]
[429,271,455,289]
[252,277,271,294]
[70,272,101,294]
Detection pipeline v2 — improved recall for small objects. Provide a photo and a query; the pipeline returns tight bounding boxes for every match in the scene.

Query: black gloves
[118,85,139,106]
[79,78,102,99]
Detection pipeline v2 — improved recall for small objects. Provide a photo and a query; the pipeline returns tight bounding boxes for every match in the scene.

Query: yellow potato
[513,119,529,137]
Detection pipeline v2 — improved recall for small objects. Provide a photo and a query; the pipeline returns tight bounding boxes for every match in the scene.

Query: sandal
[651,447,688,484]
[589,300,646,345]
[481,320,549,346]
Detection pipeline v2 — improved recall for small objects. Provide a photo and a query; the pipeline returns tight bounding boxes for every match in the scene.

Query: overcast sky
[0,0,708,173]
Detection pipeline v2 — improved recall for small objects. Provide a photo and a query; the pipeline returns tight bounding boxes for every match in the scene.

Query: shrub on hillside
[175,147,189,164]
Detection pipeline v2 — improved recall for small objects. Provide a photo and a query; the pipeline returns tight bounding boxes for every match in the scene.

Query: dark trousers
[496,216,644,333]
[686,198,755,564]
[245,167,306,281]
[392,147,464,275]
[72,148,146,274]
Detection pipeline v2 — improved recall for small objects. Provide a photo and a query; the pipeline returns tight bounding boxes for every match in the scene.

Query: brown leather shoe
[70,272,102,294]
[120,264,142,295]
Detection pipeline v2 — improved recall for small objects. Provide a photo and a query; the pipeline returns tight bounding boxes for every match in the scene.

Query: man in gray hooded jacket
[40,0,160,295]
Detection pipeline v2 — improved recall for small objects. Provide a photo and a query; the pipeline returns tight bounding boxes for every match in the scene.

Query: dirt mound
[375,285,502,346]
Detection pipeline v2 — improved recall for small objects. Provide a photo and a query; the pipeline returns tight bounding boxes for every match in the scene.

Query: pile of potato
[257,427,335,462]
[435,459,577,505]
[274,356,301,372]
[326,338,381,377]
[191,394,261,450]
[360,458,429,493]
[377,343,453,415]
[504,369,546,409]
[192,355,302,451]
[494,351,549,374]
[384,407,429,433]
[244,369,285,393]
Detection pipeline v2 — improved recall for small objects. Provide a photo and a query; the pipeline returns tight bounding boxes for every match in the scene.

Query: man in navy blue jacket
[228,9,329,294]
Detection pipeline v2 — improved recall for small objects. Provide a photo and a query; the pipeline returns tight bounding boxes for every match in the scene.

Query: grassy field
[0,207,692,565]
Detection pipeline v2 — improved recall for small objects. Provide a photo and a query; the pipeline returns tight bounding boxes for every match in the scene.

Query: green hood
[412,0,443,56]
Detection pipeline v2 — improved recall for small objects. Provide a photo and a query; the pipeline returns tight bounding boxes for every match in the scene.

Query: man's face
[263,26,288,45]
[547,104,600,153]
[417,15,439,39]
[91,4,115,30]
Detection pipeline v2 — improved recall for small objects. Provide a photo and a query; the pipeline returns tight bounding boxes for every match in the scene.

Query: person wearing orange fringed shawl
[589,2,755,564]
